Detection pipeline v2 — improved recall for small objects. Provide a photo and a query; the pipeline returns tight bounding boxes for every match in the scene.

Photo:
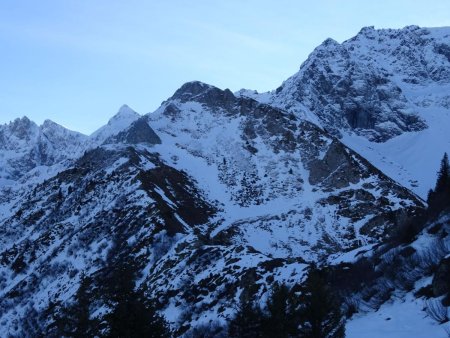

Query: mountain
[0,117,87,183]
[0,107,142,238]
[0,81,425,336]
[148,81,423,260]
[0,117,88,222]
[1,25,450,337]
[89,104,141,146]
[240,25,450,198]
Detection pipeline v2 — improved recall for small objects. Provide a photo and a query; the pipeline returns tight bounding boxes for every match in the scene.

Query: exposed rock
[105,117,161,145]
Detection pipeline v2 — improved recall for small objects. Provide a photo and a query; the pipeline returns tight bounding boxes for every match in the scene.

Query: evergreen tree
[298,266,345,338]
[260,283,298,338]
[435,153,450,194]
[52,273,94,337]
[428,153,450,215]
[228,299,263,338]
[104,262,171,338]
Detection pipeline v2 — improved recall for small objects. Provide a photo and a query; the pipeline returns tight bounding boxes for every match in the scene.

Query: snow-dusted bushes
[426,298,449,324]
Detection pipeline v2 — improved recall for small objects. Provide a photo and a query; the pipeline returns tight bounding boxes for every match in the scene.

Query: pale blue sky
[1,0,450,134]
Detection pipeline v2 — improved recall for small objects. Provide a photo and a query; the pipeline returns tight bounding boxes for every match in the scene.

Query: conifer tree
[261,283,298,338]
[298,266,345,338]
[428,152,450,215]
[52,273,94,337]
[435,152,450,194]
[228,298,263,338]
[104,262,171,338]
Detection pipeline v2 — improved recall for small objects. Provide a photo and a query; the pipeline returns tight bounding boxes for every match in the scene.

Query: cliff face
[244,26,450,142]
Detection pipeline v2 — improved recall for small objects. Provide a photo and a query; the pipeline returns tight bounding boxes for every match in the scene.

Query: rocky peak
[305,37,347,63]
[40,119,60,129]
[104,117,161,145]
[170,81,214,101]
[40,119,85,138]
[6,116,39,141]
[358,25,375,33]
[108,104,141,125]
[170,81,235,107]
[263,26,446,142]
[320,37,340,47]
[89,105,141,146]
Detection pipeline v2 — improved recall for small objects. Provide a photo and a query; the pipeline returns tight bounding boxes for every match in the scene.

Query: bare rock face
[0,117,87,184]
[308,140,362,189]
[170,80,236,108]
[242,26,450,142]
[105,117,161,145]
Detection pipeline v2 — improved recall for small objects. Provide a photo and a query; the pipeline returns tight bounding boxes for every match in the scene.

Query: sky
[1,0,450,135]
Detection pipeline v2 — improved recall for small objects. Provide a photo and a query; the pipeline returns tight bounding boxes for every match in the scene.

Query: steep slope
[2,25,449,336]
[344,211,450,338]
[241,25,450,198]
[0,118,88,225]
[0,133,217,335]
[141,82,425,331]
[89,104,141,146]
[149,82,423,260]
[0,106,143,224]
[0,82,425,335]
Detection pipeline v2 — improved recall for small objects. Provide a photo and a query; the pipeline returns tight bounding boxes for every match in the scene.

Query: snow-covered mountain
[89,104,141,146]
[0,117,88,222]
[0,82,425,335]
[0,117,87,184]
[240,25,450,198]
[1,25,450,337]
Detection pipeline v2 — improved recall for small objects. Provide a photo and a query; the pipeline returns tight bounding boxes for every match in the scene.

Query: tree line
[49,261,171,338]
[228,265,345,338]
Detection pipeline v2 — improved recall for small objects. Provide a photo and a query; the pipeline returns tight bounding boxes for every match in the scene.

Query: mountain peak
[89,105,141,144]
[118,104,136,114]
[8,116,38,136]
[168,81,236,109]
[170,81,216,101]
[110,104,140,122]
[10,115,34,127]
[40,119,87,138]
[41,119,62,130]
[358,25,375,34]
[403,24,421,32]
[322,37,339,46]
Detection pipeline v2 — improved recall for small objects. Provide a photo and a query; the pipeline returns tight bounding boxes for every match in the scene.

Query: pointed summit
[40,119,70,133]
[89,105,141,145]
[105,117,161,146]
[109,104,140,125]
[9,116,36,129]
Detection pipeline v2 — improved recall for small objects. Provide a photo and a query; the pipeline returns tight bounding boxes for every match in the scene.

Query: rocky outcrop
[242,26,450,142]
[105,117,161,145]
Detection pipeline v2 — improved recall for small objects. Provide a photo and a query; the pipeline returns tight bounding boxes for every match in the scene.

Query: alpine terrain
[1,25,450,337]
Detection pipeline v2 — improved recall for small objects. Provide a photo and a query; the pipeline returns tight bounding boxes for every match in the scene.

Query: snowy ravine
[0,25,450,336]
